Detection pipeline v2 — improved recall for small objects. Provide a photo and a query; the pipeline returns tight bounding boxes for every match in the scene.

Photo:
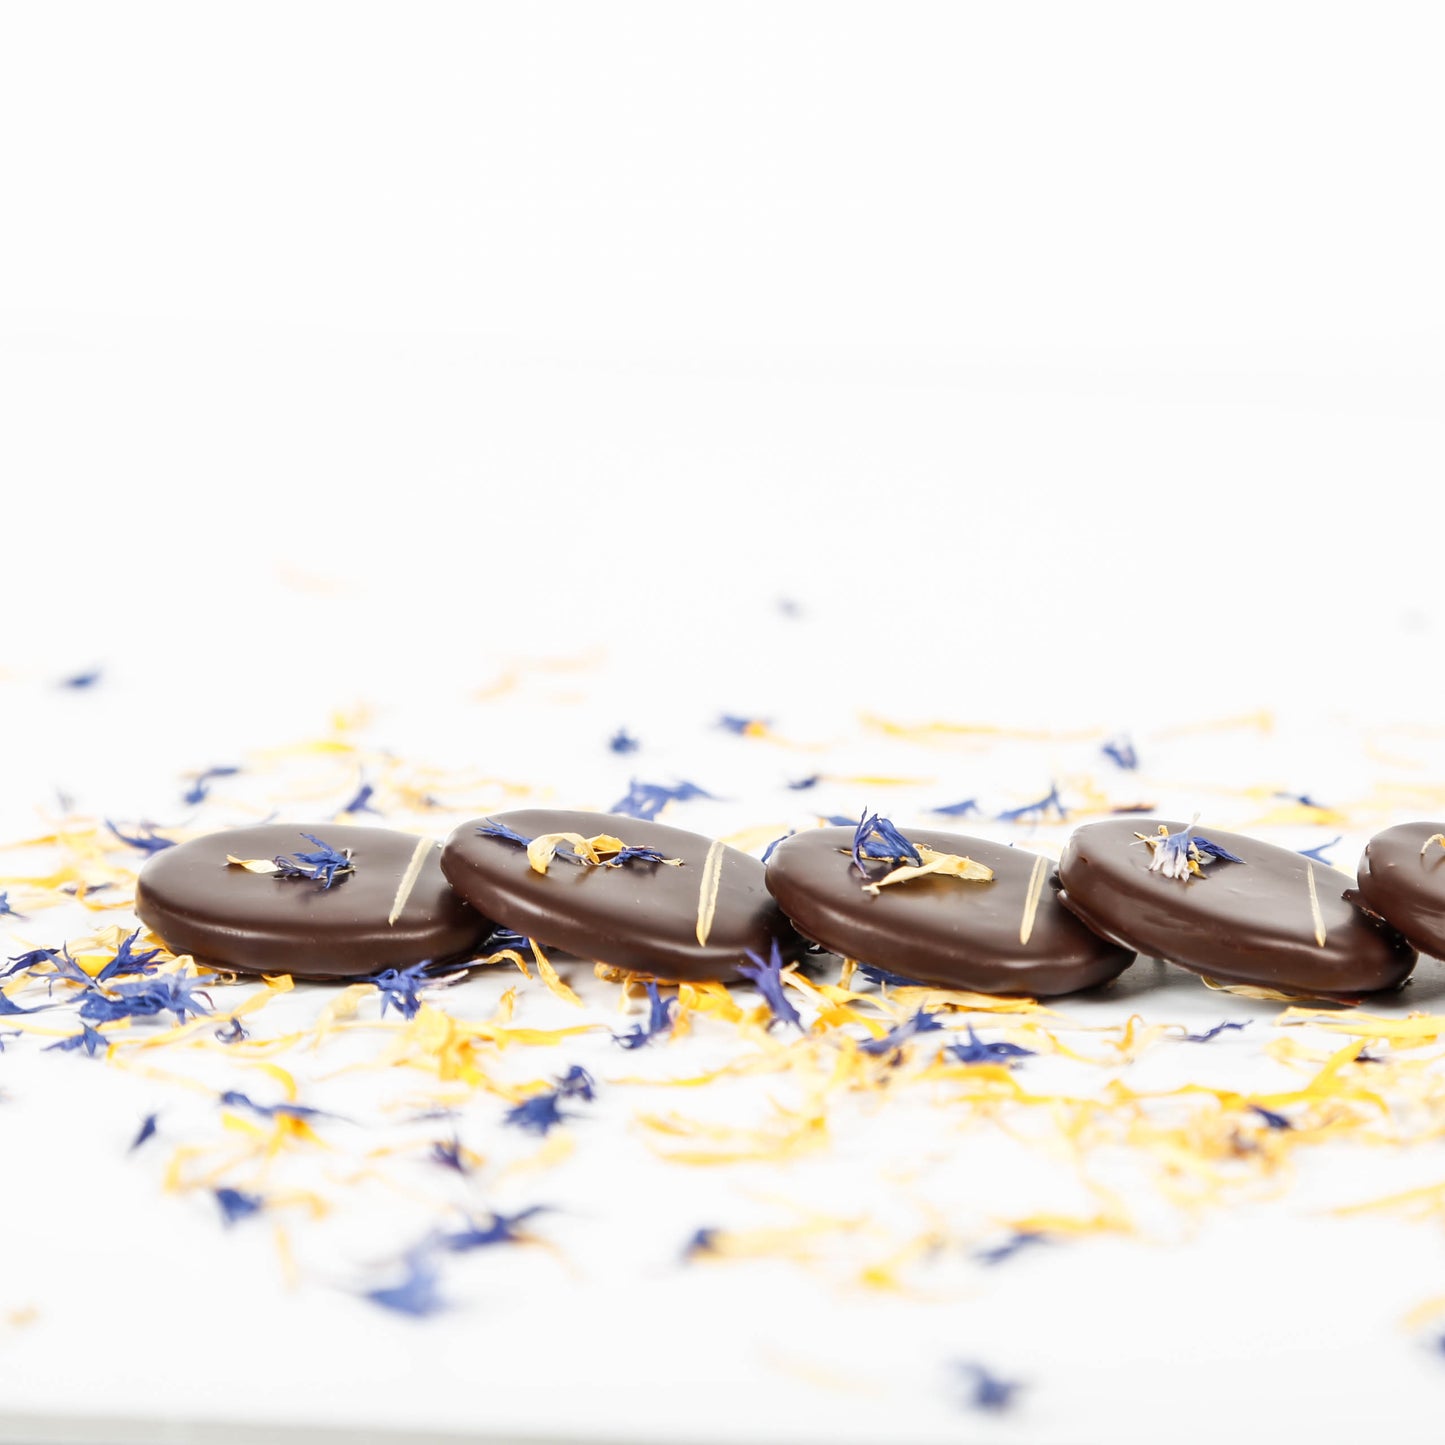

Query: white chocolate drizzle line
[1019,853,1049,946]
[695,840,726,946]
[1305,863,1326,948]
[388,836,435,926]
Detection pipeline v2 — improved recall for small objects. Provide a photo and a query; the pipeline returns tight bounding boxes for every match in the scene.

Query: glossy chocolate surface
[136,824,493,979]
[1057,818,1415,999]
[765,826,1133,996]
[1357,822,1445,960]
[441,810,801,982]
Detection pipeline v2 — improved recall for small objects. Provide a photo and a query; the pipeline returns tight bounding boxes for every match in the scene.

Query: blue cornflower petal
[59,668,102,689]
[974,1230,1048,1267]
[858,1009,945,1057]
[609,728,640,755]
[1192,835,1245,865]
[441,1208,546,1252]
[930,799,980,818]
[105,820,175,855]
[554,1065,596,1101]
[718,714,768,736]
[850,810,923,875]
[44,1023,109,1056]
[1299,836,1342,865]
[3,947,61,980]
[272,833,354,889]
[130,1114,159,1152]
[854,961,926,988]
[996,785,1067,824]
[218,1090,323,1120]
[613,982,677,1049]
[951,1361,1024,1413]
[1101,736,1139,771]
[737,941,803,1030]
[368,960,464,1020]
[1250,1105,1292,1130]
[215,1188,264,1225]
[610,779,714,822]
[95,929,163,983]
[430,1137,468,1174]
[214,1017,249,1044]
[760,830,794,864]
[182,765,241,806]
[1181,1021,1251,1043]
[945,1025,1035,1066]
[683,1227,718,1259]
[365,1253,446,1317]
[80,973,213,1026]
[504,1092,568,1135]
[339,781,380,816]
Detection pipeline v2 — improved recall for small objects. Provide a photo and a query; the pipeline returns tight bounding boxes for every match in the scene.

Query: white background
[2,2,1442,727]
[2,6,1445,1445]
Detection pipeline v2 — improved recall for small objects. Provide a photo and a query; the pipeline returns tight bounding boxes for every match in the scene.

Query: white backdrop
[2,1,1442,728]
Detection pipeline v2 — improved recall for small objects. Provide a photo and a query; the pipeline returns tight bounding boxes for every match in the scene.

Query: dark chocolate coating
[1356,822,1445,960]
[1057,818,1416,999]
[136,824,493,979]
[764,826,1133,996]
[440,810,801,982]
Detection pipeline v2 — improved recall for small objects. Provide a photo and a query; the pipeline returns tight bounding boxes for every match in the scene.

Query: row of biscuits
[134,812,1445,1003]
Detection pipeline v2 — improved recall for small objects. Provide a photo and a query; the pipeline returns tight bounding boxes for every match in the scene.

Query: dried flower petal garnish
[475,819,681,876]
[1134,819,1244,882]
[95,929,162,983]
[271,834,355,889]
[1421,834,1445,858]
[365,1252,444,1317]
[503,1066,595,1135]
[737,941,802,1031]
[862,846,994,896]
[858,1009,945,1058]
[614,981,677,1050]
[997,784,1067,823]
[105,820,176,855]
[930,798,980,818]
[951,1361,1025,1413]
[945,1025,1035,1066]
[225,855,282,875]
[610,779,714,822]
[974,1230,1048,1266]
[79,971,213,1026]
[182,765,240,806]
[215,1187,265,1226]
[441,1207,547,1251]
[338,780,380,816]
[850,811,922,875]
[1102,735,1139,771]
[717,714,770,738]
[1180,1020,1251,1043]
